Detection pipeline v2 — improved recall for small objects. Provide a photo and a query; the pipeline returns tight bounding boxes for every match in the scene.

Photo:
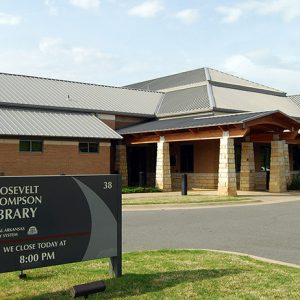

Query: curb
[123,199,261,211]
[201,249,300,269]
[123,197,300,211]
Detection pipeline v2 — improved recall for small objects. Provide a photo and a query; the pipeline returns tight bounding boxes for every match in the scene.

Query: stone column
[269,140,287,193]
[284,143,291,186]
[115,144,128,186]
[155,137,172,192]
[240,142,255,191]
[218,134,237,196]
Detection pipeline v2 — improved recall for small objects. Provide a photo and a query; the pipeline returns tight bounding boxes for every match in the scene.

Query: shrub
[288,176,300,190]
[122,186,162,194]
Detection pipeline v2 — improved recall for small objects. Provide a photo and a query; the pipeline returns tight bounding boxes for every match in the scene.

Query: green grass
[123,195,251,205]
[1,250,299,299]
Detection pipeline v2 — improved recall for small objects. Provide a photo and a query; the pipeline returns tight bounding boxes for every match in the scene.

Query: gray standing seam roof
[124,67,284,94]
[289,95,300,108]
[0,107,122,139]
[156,85,211,116]
[117,111,278,135]
[125,68,207,91]
[0,73,163,117]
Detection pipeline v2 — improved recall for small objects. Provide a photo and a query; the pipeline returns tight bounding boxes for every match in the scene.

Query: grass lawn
[0,250,299,299]
[123,195,251,205]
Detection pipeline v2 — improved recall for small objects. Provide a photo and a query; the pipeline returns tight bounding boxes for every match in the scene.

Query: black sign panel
[0,175,122,274]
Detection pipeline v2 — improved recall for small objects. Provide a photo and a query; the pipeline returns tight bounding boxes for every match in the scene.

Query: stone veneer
[155,139,172,191]
[171,173,218,190]
[269,140,287,193]
[284,143,291,185]
[170,172,268,191]
[240,142,255,191]
[218,136,237,196]
[115,144,128,186]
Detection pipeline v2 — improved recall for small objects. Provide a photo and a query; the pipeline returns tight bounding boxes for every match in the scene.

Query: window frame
[79,142,99,154]
[19,140,43,153]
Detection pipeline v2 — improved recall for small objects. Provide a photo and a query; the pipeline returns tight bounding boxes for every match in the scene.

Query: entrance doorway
[260,144,271,190]
[127,146,147,186]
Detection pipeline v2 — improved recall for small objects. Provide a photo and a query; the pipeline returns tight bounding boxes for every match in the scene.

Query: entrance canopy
[118,111,300,144]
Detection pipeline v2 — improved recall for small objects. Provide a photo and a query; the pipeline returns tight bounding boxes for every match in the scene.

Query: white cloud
[175,9,200,24]
[216,6,243,23]
[69,0,100,10]
[45,0,58,16]
[0,13,21,25]
[128,0,164,18]
[217,0,300,23]
[38,37,115,64]
[39,37,64,54]
[222,50,300,94]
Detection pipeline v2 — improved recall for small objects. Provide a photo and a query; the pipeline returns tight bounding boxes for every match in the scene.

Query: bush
[122,186,162,194]
[288,176,300,190]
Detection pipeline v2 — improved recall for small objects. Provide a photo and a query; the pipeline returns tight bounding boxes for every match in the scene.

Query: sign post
[0,175,122,277]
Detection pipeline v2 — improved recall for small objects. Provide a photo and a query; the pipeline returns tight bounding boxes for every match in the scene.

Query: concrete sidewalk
[122,190,300,211]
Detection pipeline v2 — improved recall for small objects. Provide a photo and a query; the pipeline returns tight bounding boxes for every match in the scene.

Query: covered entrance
[116,111,300,195]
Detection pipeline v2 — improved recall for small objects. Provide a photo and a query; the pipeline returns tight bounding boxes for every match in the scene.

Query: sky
[0,0,300,94]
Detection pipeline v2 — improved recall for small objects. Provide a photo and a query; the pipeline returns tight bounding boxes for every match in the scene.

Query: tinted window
[20,140,43,152]
[79,142,99,153]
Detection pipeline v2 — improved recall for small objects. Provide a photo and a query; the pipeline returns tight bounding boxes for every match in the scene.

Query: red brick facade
[0,140,110,176]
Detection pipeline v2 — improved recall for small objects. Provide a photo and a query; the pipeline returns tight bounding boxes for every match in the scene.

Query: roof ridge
[0,71,164,95]
[193,110,276,121]
[207,67,284,93]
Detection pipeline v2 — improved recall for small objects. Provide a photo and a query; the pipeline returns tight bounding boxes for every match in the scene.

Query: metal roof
[118,111,276,135]
[156,85,211,117]
[0,72,163,117]
[212,86,300,118]
[124,67,284,94]
[289,95,300,108]
[125,68,207,91]
[0,107,122,139]
[208,68,284,94]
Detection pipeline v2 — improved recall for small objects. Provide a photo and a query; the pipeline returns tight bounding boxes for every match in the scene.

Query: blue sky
[0,0,300,94]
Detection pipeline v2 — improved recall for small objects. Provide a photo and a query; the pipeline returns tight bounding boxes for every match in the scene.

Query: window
[19,140,43,152]
[79,142,99,153]
[180,145,194,173]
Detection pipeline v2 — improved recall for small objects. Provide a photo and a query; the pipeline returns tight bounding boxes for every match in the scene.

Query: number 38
[104,182,113,189]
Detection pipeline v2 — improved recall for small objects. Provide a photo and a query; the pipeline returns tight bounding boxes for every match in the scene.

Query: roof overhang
[119,111,300,144]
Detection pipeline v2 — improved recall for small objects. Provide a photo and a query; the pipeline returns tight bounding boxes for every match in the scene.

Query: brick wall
[0,139,110,176]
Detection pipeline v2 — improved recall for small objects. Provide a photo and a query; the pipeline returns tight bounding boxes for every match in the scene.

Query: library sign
[0,175,122,277]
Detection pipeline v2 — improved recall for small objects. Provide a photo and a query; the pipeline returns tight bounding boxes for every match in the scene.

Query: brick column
[218,135,237,196]
[269,140,287,193]
[155,137,172,192]
[284,143,291,186]
[240,142,255,191]
[115,145,128,186]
